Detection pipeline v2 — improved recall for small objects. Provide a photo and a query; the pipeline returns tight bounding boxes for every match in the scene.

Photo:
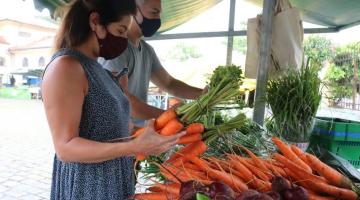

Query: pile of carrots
[134,137,358,200]
[131,109,205,160]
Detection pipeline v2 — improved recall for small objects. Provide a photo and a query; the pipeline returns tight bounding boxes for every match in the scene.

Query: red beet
[283,186,308,200]
[209,182,235,199]
[180,180,208,200]
[271,176,291,194]
[266,191,282,200]
[235,190,259,200]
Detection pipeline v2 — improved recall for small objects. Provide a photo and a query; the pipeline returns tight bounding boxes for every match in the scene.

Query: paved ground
[0,99,53,200]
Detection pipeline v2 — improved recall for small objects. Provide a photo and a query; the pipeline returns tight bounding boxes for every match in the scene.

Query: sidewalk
[0,99,53,200]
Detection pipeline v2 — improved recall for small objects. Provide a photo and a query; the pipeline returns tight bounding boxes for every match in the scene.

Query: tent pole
[252,0,276,125]
[226,0,236,65]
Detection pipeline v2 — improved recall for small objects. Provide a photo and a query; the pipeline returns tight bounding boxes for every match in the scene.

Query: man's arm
[151,68,204,100]
[118,75,164,120]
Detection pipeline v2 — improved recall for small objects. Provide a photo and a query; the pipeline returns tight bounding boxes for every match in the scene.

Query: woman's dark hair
[54,0,136,50]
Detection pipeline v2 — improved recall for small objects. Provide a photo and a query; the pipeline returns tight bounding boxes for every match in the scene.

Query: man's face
[136,0,161,24]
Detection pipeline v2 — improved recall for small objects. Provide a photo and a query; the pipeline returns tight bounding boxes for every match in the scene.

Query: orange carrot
[136,154,146,161]
[177,133,202,145]
[237,157,271,182]
[308,180,357,200]
[159,118,184,136]
[134,192,169,200]
[227,157,253,182]
[155,109,177,130]
[263,161,287,177]
[272,137,313,173]
[189,156,248,192]
[182,162,202,171]
[147,186,163,193]
[290,145,312,166]
[132,127,145,137]
[153,182,180,195]
[186,123,205,135]
[170,141,208,166]
[241,146,268,172]
[308,193,336,200]
[306,154,353,189]
[274,153,328,185]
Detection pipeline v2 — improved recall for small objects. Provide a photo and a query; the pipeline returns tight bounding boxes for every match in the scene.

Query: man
[100,0,206,126]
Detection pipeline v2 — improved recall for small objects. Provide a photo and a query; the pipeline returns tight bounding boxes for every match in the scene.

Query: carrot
[263,161,287,177]
[308,180,357,200]
[136,154,146,161]
[132,127,145,137]
[182,162,202,171]
[189,156,248,192]
[227,157,253,182]
[290,145,312,166]
[306,154,353,189]
[308,193,336,200]
[159,118,184,136]
[237,157,271,182]
[177,133,202,145]
[272,137,312,173]
[186,123,205,135]
[274,153,328,185]
[169,141,208,166]
[134,192,169,200]
[147,186,163,193]
[241,146,268,172]
[153,182,180,195]
[155,108,177,130]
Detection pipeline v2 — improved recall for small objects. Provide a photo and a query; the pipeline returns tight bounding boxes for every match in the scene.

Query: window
[38,57,45,67]
[0,57,5,66]
[22,57,29,67]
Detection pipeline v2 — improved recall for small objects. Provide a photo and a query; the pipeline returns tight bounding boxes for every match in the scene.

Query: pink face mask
[96,29,128,60]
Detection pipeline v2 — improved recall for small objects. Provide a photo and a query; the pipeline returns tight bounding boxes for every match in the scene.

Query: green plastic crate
[309,117,360,168]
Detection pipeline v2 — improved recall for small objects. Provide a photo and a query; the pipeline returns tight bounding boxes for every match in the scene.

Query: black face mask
[96,29,128,60]
[136,8,161,37]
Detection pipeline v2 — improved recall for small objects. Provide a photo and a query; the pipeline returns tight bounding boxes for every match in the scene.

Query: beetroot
[180,180,208,200]
[266,191,282,200]
[208,182,235,199]
[235,190,259,200]
[271,176,291,194]
[283,186,308,200]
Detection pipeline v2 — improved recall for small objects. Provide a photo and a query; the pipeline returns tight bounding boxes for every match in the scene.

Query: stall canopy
[33,0,222,33]
[34,0,360,31]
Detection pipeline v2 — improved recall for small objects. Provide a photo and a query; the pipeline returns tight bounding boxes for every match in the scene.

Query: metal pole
[226,0,236,65]
[353,51,358,110]
[253,0,276,125]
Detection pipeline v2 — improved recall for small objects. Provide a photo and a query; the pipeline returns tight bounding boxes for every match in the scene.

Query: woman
[42,0,184,199]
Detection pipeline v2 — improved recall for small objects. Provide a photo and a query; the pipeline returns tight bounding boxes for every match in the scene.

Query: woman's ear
[89,12,106,39]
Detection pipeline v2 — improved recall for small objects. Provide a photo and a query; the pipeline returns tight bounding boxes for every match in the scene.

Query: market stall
[33,0,360,199]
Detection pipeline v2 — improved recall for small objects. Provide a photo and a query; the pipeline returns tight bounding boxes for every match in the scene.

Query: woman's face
[106,15,133,38]
[90,13,133,39]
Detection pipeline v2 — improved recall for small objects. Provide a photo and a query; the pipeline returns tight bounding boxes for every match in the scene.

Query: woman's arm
[118,75,164,120]
[42,56,182,163]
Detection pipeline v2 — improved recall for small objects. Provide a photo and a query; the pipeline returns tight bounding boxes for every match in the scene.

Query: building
[0,0,57,86]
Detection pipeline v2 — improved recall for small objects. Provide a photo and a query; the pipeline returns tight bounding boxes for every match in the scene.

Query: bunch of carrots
[131,108,206,160]
[134,137,358,200]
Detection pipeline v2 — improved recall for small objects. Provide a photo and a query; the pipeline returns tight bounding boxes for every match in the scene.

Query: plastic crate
[309,117,360,168]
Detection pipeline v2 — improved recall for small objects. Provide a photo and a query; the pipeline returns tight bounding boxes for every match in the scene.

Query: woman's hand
[131,119,185,156]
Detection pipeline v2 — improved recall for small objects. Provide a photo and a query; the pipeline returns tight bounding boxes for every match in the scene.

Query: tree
[304,36,333,68]
[232,37,247,55]
[325,42,360,103]
[167,43,202,62]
